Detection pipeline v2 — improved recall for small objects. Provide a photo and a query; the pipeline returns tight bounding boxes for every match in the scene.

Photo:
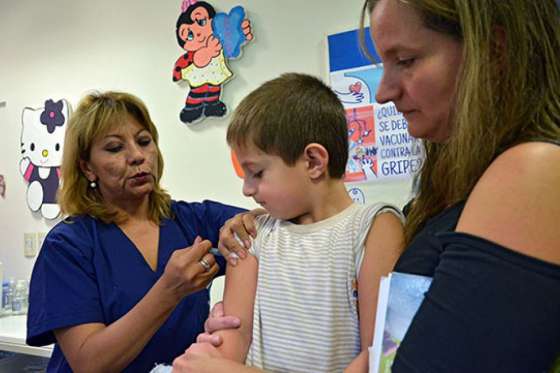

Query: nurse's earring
[89,179,97,189]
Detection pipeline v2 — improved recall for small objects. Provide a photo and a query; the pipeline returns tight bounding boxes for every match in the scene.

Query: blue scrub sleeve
[392,233,560,373]
[173,200,246,276]
[27,220,105,346]
[174,200,245,244]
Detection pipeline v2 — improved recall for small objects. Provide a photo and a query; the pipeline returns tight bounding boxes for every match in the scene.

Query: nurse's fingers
[210,301,225,318]
[196,332,222,346]
[196,252,216,273]
[204,314,241,334]
[186,236,212,260]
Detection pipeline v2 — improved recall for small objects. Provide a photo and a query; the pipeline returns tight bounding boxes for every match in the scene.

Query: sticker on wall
[0,175,5,199]
[345,106,378,183]
[348,187,365,204]
[231,150,244,179]
[20,99,70,220]
[173,0,253,125]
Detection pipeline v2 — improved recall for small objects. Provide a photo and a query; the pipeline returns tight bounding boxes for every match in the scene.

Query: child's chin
[267,210,286,220]
[278,212,303,223]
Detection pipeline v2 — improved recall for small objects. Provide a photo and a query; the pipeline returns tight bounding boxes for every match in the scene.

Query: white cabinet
[0,315,52,371]
[0,315,52,357]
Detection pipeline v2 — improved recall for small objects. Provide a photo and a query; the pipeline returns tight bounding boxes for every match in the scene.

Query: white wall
[0,0,411,302]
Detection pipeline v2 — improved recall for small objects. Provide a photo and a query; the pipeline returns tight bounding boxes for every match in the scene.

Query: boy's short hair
[227,73,348,179]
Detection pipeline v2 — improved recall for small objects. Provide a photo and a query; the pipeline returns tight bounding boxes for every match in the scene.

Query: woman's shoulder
[456,141,560,264]
[40,214,99,258]
[48,214,96,236]
[171,199,244,214]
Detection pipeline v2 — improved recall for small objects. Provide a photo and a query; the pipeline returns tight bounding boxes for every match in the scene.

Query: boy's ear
[303,143,329,179]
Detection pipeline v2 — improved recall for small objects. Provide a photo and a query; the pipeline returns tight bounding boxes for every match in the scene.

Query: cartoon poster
[327,28,423,191]
[20,99,69,219]
[173,0,253,125]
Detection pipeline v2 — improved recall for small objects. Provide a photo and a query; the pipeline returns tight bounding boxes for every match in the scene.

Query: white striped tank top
[246,203,402,372]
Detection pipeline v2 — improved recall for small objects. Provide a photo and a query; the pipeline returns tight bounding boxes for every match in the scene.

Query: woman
[26,91,248,372]
[173,0,560,372]
[368,0,560,371]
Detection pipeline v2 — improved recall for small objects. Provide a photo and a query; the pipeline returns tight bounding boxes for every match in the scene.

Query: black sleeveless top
[393,140,560,373]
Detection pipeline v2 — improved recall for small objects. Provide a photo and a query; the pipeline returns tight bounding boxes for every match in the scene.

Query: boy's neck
[294,179,353,225]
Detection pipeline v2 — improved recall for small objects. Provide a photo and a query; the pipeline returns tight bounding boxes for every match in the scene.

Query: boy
[177,73,404,373]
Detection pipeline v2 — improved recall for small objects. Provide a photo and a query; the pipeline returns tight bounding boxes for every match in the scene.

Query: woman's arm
[392,142,560,372]
[345,212,405,373]
[55,238,218,373]
[456,142,560,264]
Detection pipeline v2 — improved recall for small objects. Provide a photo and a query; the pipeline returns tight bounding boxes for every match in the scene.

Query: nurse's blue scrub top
[27,200,244,372]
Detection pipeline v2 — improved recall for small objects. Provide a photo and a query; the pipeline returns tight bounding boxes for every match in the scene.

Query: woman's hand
[160,236,219,302]
[172,342,221,373]
[196,302,241,346]
[218,208,265,265]
[172,343,256,373]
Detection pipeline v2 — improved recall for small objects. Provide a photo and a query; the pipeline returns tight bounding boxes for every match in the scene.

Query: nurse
[26,91,248,372]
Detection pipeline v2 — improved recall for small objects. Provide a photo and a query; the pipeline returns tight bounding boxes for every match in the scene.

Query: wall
[0,0,412,302]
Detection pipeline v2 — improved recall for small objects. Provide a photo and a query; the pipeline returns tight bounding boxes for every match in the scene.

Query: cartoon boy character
[173,0,253,124]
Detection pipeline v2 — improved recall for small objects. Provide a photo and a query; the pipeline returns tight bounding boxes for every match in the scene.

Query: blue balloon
[212,6,247,59]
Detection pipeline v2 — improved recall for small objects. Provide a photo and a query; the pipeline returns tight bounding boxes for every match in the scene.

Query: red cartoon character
[173,0,253,124]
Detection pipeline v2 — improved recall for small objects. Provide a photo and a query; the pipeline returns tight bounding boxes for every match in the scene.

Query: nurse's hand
[161,236,218,301]
[172,343,225,373]
[196,302,240,346]
[173,343,261,373]
[218,208,266,265]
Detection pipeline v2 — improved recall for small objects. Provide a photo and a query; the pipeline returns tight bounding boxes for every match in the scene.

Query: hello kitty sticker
[20,99,69,219]
[173,0,253,125]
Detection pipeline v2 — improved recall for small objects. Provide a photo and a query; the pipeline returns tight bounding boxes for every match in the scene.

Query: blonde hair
[363,0,560,243]
[58,91,172,224]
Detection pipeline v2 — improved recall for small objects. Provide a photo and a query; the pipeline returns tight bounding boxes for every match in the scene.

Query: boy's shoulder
[249,203,403,258]
[253,203,403,235]
[349,203,404,237]
[351,202,404,222]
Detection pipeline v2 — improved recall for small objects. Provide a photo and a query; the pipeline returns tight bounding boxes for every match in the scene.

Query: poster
[327,28,423,191]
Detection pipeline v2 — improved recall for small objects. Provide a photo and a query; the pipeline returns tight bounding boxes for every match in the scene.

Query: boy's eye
[397,57,415,68]
[253,170,263,178]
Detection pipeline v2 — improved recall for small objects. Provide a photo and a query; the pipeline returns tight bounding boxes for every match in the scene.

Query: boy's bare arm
[346,211,405,372]
[215,254,258,362]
